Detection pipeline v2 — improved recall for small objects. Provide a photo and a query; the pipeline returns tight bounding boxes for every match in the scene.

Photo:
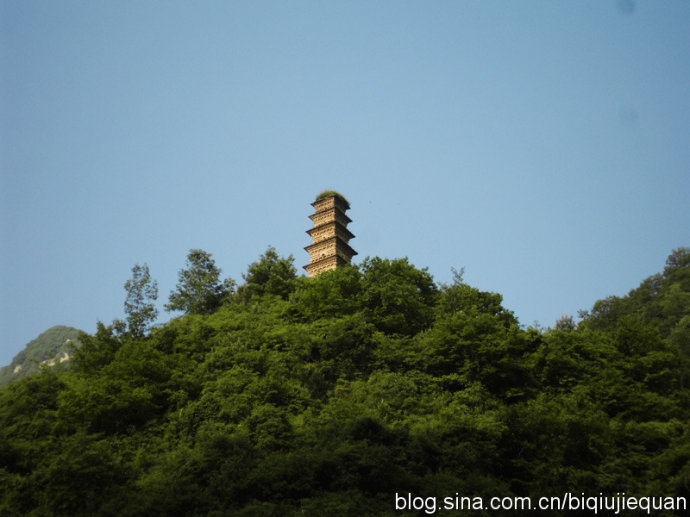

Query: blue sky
[1,1,688,366]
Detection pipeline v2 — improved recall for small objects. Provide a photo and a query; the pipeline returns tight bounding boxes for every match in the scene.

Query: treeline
[0,248,688,516]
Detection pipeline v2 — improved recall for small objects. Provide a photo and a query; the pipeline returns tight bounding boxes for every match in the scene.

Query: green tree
[166,249,235,315]
[124,263,158,338]
[359,257,438,335]
[240,247,297,300]
[554,314,576,331]
[288,265,363,321]
[3,250,690,516]
[665,247,690,276]
[70,322,122,374]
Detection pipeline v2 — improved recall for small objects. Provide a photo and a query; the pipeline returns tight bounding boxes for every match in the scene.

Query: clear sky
[1,1,689,366]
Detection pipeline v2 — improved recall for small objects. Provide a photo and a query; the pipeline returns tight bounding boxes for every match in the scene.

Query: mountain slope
[0,252,688,515]
[0,325,82,386]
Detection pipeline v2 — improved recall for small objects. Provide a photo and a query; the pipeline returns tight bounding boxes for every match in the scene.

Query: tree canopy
[240,246,297,300]
[166,249,234,315]
[123,263,158,338]
[0,248,688,516]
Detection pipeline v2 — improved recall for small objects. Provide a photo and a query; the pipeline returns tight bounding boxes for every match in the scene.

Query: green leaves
[240,247,297,300]
[1,249,689,514]
[124,263,158,338]
[359,257,438,335]
[70,322,122,373]
[166,249,235,315]
[583,248,690,352]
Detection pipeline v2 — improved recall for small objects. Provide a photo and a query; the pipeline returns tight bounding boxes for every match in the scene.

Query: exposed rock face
[0,326,81,386]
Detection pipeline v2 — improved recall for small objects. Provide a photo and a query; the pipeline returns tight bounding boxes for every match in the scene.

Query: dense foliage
[165,249,235,315]
[0,250,688,516]
[582,248,690,357]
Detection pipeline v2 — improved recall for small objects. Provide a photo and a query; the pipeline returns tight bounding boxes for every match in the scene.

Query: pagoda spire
[304,191,357,277]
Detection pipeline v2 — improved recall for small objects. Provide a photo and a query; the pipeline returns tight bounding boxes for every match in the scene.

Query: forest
[0,247,688,516]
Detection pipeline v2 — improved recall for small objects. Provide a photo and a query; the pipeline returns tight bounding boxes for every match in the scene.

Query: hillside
[0,325,82,386]
[582,247,690,356]
[0,250,688,516]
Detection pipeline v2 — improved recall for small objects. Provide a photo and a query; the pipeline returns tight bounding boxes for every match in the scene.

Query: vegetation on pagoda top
[315,189,349,205]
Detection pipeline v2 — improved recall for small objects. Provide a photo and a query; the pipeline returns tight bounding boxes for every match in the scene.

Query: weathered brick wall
[309,224,353,245]
[306,239,337,261]
[305,255,339,276]
[312,197,336,212]
[312,195,348,213]
[335,247,354,262]
[309,208,351,228]
[305,194,356,277]
[310,224,336,245]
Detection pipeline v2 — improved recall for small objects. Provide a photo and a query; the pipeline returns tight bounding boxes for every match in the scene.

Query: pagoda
[304,191,357,277]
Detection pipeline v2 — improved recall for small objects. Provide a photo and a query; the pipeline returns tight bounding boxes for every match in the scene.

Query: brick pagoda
[304,192,357,277]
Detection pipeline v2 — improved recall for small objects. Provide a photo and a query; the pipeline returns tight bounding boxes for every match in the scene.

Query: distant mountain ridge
[0,325,82,386]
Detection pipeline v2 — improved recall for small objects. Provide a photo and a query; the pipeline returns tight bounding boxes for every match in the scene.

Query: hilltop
[0,325,81,386]
[0,249,688,515]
